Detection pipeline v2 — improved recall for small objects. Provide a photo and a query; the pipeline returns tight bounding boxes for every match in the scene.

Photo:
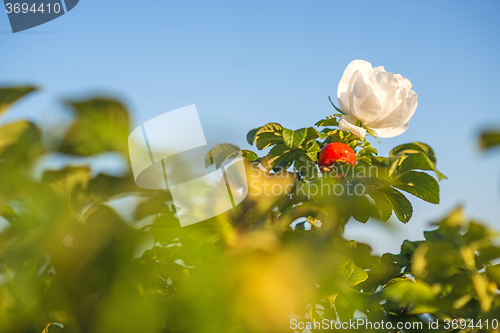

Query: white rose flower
[337,59,418,139]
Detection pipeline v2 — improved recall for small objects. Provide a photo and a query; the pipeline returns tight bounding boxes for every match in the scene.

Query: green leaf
[399,152,447,181]
[390,142,436,163]
[338,259,369,287]
[246,128,259,145]
[335,293,356,321]
[205,143,240,168]
[42,166,92,211]
[265,143,291,168]
[315,117,339,127]
[358,146,378,156]
[384,280,436,303]
[282,128,307,149]
[255,132,283,150]
[431,205,466,229]
[0,86,37,117]
[351,195,373,224]
[392,171,440,204]
[60,98,130,156]
[485,265,500,285]
[381,188,413,223]
[0,120,43,161]
[253,122,284,150]
[305,140,320,161]
[303,127,320,142]
[479,130,500,151]
[369,191,393,221]
[0,204,18,223]
[241,149,258,162]
[256,122,283,136]
[294,155,318,178]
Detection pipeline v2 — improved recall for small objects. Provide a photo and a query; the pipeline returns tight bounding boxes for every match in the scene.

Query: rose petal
[337,60,373,113]
[368,70,405,123]
[338,116,367,139]
[369,89,417,129]
[349,72,383,124]
[371,123,409,138]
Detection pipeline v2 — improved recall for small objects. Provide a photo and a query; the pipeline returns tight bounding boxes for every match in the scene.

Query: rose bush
[337,59,418,139]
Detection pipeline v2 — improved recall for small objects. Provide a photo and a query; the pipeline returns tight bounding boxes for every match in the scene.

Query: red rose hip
[317,142,356,171]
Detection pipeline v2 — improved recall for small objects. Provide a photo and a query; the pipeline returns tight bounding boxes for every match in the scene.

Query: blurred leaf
[479,130,500,150]
[431,206,466,229]
[392,171,440,204]
[135,191,175,220]
[0,120,43,161]
[282,128,307,149]
[463,222,493,244]
[42,166,91,211]
[0,86,37,117]
[335,293,356,321]
[485,265,500,285]
[384,280,435,303]
[0,203,17,223]
[60,98,130,156]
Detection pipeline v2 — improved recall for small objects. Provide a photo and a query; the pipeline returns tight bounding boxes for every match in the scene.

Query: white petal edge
[338,116,367,139]
[371,123,409,138]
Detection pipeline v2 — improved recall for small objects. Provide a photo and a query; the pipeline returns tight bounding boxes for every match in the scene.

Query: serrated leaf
[282,128,307,149]
[241,149,258,162]
[369,191,393,221]
[255,122,283,136]
[305,140,320,161]
[315,117,339,127]
[265,143,291,168]
[246,128,259,145]
[0,86,37,117]
[303,127,320,142]
[392,171,440,204]
[382,188,413,223]
[390,142,436,163]
[338,259,369,287]
[399,152,447,180]
[255,132,283,150]
[205,143,240,168]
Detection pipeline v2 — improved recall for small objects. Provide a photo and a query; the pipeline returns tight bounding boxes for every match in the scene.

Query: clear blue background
[1,0,499,253]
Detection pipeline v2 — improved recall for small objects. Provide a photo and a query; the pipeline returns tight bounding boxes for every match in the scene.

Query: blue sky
[1,0,500,253]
